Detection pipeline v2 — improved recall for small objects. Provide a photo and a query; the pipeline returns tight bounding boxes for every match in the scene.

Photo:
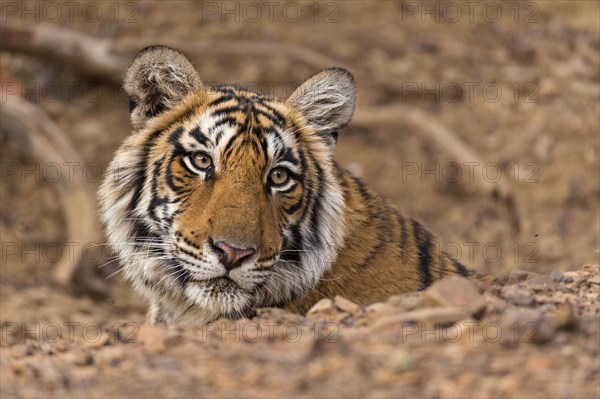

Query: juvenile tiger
[99,46,469,325]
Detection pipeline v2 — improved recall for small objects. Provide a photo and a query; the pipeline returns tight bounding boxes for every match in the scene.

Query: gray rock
[527,274,557,292]
[550,270,564,283]
[508,270,530,284]
[501,286,535,306]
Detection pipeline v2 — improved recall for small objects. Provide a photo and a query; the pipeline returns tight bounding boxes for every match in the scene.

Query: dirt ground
[1,1,599,398]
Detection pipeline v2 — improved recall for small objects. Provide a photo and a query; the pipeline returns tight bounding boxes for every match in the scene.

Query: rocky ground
[1,266,599,398]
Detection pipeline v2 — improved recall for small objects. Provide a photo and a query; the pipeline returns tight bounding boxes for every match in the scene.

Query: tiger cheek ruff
[99,46,469,325]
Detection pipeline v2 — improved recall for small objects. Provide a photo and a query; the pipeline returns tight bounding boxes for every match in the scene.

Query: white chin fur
[185,282,252,315]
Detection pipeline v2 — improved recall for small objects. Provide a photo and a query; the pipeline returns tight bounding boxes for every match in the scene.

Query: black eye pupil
[270,168,289,186]
[191,152,212,170]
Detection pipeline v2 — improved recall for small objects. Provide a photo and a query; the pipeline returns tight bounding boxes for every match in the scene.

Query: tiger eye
[191,152,213,171]
[269,167,289,186]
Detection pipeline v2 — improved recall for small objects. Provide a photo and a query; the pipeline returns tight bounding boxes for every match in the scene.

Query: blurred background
[1,0,598,327]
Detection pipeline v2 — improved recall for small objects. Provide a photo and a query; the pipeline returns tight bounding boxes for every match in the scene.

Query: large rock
[369,307,471,331]
[499,306,564,345]
[424,276,487,318]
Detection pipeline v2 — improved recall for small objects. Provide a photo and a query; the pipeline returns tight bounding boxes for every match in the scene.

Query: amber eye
[269,167,290,186]
[190,152,213,171]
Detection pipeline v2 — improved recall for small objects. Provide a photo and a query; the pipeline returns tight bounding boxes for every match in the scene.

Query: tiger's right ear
[124,46,202,129]
[286,68,356,148]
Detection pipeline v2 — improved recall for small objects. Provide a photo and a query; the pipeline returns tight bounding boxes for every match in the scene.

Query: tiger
[99,46,470,325]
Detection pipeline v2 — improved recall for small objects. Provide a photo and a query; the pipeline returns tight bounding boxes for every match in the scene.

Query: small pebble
[550,270,564,283]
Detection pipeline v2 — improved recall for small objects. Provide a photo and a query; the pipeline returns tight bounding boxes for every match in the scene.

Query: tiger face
[99,46,356,324]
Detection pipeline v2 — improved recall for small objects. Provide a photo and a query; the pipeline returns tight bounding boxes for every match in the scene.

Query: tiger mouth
[194,276,257,294]
[207,276,237,288]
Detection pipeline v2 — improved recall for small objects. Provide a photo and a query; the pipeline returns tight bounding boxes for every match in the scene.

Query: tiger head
[99,46,356,323]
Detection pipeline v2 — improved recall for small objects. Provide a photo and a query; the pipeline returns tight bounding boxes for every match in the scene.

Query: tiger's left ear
[286,68,356,147]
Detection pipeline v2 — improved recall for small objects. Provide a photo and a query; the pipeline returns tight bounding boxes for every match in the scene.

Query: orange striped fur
[99,46,468,325]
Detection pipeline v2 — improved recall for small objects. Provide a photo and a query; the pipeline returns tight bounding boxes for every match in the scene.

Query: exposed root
[353,105,521,233]
[0,97,103,285]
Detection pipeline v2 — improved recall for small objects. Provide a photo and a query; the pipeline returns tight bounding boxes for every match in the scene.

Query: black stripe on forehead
[211,105,246,119]
[249,113,293,165]
[208,84,237,97]
[250,139,262,157]
[212,116,238,143]
[256,99,285,123]
[264,130,298,169]
[208,85,260,106]
[284,118,304,142]
[207,93,235,108]
[210,83,266,98]
[189,126,208,146]
[167,127,185,152]
[259,133,269,159]
[208,85,283,120]
[253,107,284,126]
[281,146,299,166]
[223,113,281,167]
[221,114,250,160]
[189,89,292,168]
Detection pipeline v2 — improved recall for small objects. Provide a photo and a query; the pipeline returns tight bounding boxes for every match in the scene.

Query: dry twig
[0,97,103,285]
[1,23,128,84]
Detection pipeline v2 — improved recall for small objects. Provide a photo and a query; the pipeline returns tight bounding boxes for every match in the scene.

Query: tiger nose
[211,240,256,271]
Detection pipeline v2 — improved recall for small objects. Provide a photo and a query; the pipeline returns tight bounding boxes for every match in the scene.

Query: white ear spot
[286,68,356,146]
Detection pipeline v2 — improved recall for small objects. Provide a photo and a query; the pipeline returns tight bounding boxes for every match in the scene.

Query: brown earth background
[1,1,599,398]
